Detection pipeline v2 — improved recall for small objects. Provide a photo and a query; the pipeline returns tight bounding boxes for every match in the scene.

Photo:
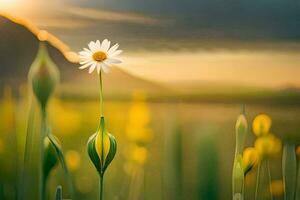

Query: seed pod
[87,116,117,176]
[43,137,58,179]
[28,42,59,109]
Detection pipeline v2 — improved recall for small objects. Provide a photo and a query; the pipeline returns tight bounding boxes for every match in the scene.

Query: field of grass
[0,85,299,200]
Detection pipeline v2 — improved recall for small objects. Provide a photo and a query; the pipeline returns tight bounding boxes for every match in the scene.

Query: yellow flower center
[93,51,107,62]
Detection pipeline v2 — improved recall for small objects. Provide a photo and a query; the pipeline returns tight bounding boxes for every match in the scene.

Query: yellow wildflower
[242,147,259,175]
[252,114,271,137]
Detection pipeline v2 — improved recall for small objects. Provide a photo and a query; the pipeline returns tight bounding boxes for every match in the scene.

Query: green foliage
[255,160,273,200]
[19,102,39,200]
[43,137,58,180]
[282,143,297,200]
[197,127,219,200]
[47,133,74,198]
[163,120,183,200]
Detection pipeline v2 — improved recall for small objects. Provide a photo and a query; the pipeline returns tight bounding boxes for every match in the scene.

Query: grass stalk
[266,160,273,200]
[19,101,35,200]
[254,162,261,200]
[282,143,297,200]
[40,108,47,200]
[255,160,273,200]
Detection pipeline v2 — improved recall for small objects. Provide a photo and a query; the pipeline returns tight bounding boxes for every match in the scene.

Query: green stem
[255,161,261,200]
[99,71,104,117]
[99,70,105,200]
[267,160,273,200]
[40,107,47,200]
[99,175,104,200]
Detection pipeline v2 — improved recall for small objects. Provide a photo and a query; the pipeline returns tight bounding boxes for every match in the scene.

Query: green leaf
[47,132,74,199]
[43,137,58,179]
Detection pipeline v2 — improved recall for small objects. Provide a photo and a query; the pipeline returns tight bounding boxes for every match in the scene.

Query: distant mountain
[0,14,166,96]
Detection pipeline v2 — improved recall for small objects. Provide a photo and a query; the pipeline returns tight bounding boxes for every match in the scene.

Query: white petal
[79,51,91,56]
[101,39,111,52]
[79,61,94,69]
[107,43,119,55]
[84,48,92,53]
[80,58,92,65]
[101,63,110,73]
[79,55,91,60]
[89,62,97,73]
[88,41,97,52]
[109,50,122,57]
[105,58,122,64]
[94,40,101,51]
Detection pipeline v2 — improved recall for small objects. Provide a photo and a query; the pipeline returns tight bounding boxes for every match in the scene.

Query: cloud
[67,7,161,25]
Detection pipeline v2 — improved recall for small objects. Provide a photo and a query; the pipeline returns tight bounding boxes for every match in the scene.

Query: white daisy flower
[78,39,122,74]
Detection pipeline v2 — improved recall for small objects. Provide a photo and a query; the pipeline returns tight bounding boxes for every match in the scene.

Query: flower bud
[28,42,60,108]
[252,114,271,137]
[242,147,259,175]
[43,137,58,179]
[87,116,117,176]
[235,114,248,154]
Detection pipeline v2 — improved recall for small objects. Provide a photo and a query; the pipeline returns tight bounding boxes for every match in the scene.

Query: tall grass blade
[18,100,38,200]
[163,121,182,200]
[255,160,273,200]
[282,143,297,200]
[197,126,219,200]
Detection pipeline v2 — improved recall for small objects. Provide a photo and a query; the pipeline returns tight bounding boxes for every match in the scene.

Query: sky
[1,0,300,88]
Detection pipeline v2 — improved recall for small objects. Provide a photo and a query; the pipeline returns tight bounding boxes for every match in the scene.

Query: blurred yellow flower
[242,147,259,175]
[270,180,284,196]
[66,150,81,172]
[49,99,81,135]
[0,85,15,134]
[130,146,148,166]
[126,91,153,146]
[296,146,300,158]
[255,134,282,159]
[252,114,272,137]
